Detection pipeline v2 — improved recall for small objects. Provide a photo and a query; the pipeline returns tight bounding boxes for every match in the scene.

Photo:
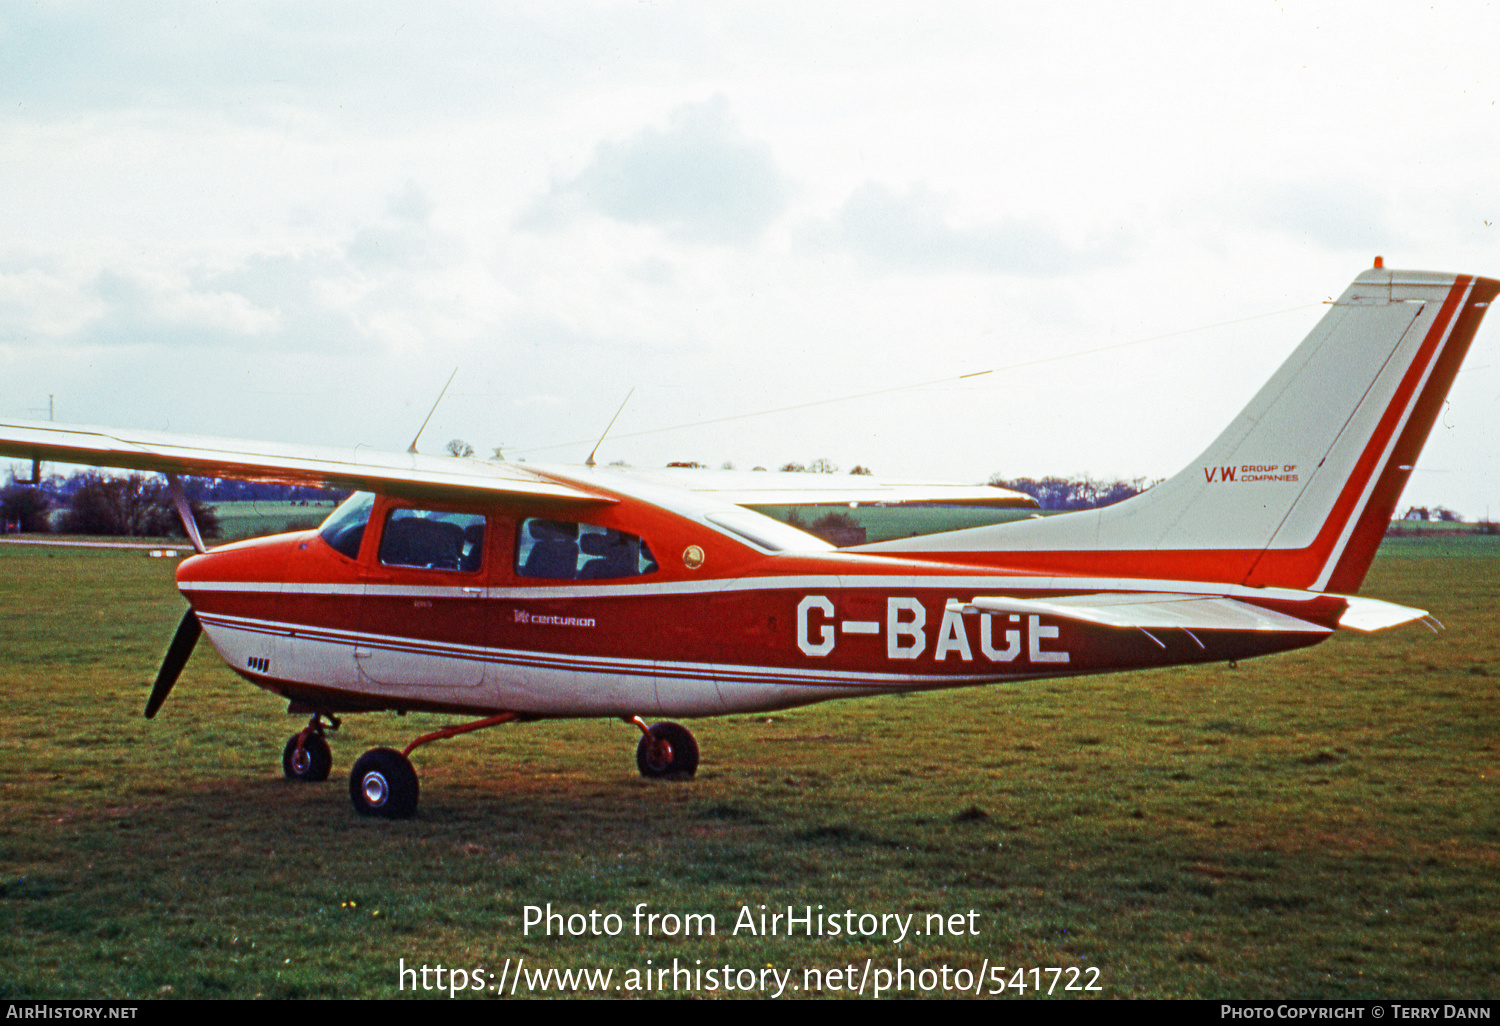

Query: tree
[445,439,475,458]
[0,484,51,533]
[809,510,866,546]
[779,461,806,473]
[849,465,873,476]
[56,473,221,539]
[47,470,335,505]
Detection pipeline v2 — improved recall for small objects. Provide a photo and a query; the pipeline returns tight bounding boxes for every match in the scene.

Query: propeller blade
[146,609,201,719]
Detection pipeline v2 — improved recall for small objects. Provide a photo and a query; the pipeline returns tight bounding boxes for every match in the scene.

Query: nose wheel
[282,713,338,782]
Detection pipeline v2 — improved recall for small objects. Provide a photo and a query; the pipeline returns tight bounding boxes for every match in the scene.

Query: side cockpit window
[516,519,658,580]
[318,492,376,560]
[379,509,487,572]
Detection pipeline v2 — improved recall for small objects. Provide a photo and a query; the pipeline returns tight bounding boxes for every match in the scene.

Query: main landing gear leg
[349,712,519,819]
[283,713,339,782]
[626,716,699,779]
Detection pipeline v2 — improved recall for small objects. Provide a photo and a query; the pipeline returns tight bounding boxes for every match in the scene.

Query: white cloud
[1242,181,1396,253]
[801,182,1127,275]
[0,267,104,338]
[524,97,790,245]
[74,268,278,348]
[346,183,456,271]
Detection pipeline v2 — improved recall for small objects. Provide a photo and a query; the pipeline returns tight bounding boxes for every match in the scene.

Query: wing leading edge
[0,418,609,505]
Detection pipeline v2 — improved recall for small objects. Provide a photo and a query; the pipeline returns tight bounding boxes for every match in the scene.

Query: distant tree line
[988,475,1158,511]
[11,470,334,505]
[1400,505,1462,522]
[2,470,345,537]
[776,459,872,475]
[666,458,874,475]
[53,473,223,539]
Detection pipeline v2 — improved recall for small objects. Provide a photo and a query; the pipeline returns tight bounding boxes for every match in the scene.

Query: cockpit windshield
[318,491,376,559]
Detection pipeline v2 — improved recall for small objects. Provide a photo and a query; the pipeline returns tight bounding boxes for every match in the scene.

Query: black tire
[349,747,419,818]
[635,722,699,779]
[282,732,332,782]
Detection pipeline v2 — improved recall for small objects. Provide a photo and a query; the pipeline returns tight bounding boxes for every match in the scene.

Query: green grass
[0,540,1496,999]
[211,501,337,542]
[1370,533,1500,559]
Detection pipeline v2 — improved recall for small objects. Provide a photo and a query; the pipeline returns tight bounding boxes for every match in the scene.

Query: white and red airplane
[1,264,1494,818]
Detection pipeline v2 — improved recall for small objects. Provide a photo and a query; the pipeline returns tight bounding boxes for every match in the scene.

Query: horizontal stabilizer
[947,593,1331,634]
[1335,595,1430,632]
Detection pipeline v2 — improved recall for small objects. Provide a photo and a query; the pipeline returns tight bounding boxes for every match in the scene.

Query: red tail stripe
[1243,275,1471,587]
[1322,275,1500,591]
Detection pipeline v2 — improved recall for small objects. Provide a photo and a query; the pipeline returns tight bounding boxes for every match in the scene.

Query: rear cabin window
[318,492,376,560]
[515,519,658,580]
[378,509,487,572]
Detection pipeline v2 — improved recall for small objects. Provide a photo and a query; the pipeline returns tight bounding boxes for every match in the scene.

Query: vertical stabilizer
[856,267,1498,591]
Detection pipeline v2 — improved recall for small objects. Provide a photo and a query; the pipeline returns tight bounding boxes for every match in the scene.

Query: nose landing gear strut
[282,713,339,782]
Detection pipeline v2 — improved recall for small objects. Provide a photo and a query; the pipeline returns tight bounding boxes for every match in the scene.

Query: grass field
[211,501,339,542]
[0,539,1496,999]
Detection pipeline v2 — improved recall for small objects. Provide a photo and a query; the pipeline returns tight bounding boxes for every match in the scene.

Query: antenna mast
[407,368,459,455]
[585,389,635,467]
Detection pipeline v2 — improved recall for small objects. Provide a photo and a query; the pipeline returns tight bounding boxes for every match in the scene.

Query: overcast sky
[4,2,1499,516]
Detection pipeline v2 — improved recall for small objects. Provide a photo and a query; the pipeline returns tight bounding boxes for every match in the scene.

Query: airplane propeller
[146,608,201,719]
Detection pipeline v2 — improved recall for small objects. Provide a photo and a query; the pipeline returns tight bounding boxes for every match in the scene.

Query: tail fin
[858,267,1499,591]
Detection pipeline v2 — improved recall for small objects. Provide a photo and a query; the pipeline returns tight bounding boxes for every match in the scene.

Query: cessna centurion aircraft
[2,264,1494,818]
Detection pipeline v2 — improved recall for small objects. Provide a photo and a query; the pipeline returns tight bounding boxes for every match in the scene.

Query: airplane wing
[617,467,1038,508]
[948,592,1428,634]
[0,418,609,504]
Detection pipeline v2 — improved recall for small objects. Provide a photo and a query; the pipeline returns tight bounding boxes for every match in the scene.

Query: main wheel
[349,748,419,818]
[635,722,699,779]
[282,732,332,782]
